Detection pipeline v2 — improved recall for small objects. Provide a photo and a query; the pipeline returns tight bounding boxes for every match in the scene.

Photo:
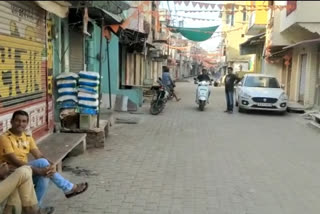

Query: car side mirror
[281,84,285,89]
[158,77,162,81]
[193,78,196,81]
[238,82,242,87]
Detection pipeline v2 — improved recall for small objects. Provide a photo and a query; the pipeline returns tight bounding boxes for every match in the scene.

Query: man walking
[224,67,241,113]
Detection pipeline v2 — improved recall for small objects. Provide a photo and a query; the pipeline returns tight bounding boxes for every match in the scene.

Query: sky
[159,1,224,52]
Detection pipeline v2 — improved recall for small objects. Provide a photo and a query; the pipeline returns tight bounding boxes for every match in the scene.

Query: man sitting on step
[0,163,54,214]
[0,110,89,211]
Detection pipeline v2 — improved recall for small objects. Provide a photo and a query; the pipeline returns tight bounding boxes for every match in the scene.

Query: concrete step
[314,113,320,123]
[307,121,320,132]
[288,102,306,113]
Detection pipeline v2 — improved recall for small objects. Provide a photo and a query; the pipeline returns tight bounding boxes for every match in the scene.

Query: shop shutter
[69,30,83,73]
[0,1,47,111]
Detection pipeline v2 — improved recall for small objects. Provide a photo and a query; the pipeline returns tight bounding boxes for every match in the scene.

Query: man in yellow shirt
[0,110,88,210]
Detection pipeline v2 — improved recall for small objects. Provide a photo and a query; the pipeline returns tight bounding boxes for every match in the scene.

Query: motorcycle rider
[197,69,211,82]
[196,69,211,103]
[162,66,181,102]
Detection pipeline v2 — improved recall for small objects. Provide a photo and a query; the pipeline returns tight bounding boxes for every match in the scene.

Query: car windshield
[244,76,280,88]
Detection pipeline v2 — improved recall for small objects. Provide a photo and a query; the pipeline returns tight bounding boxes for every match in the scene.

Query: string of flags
[164,14,249,24]
[164,14,218,22]
[173,1,296,11]
[178,8,274,13]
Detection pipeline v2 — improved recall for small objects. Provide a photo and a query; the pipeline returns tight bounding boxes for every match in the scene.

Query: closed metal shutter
[0,1,46,109]
[69,30,83,73]
[0,1,50,137]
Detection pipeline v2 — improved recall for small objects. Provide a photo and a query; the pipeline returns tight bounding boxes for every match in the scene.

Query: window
[244,76,280,88]
[231,4,235,26]
[226,14,230,24]
[242,8,247,21]
[286,1,297,16]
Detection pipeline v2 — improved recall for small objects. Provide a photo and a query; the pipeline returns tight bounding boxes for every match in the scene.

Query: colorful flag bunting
[192,2,198,7]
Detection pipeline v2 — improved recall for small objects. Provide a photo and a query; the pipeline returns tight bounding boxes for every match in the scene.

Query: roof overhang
[240,33,265,55]
[69,1,125,25]
[35,1,71,18]
[146,43,156,49]
[91,1,130,15]
[88,7,123,25]
[264,45,288,60]
[283,38,320,49]
[153,40,168,44]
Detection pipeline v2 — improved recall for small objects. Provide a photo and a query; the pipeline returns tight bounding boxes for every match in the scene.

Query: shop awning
[87,7,123,25]
[91,1,130,15]
[283,38,320,49]
[263,45,288,60]
[167,25,219,42]
[240,33,265,55]
[35,1,71,18]
[69,1,125,25]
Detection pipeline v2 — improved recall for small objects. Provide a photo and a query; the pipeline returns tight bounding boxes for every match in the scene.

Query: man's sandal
[39,207,55,214]
[65,182,88,198]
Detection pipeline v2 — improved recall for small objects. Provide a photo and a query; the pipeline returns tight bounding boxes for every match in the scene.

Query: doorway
[286,59,292,98]
[298,54,307,104]
[315,50,320,109]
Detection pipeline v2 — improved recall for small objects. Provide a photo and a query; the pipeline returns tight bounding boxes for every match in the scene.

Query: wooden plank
[37,133,87,165]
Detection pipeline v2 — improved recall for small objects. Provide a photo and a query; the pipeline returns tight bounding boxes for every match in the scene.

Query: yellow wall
[253,1,268,25]
[222,1,253,70]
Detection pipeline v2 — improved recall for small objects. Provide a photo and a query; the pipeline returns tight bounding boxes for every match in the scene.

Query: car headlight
[241,92,251,99]
[279,93,288,101]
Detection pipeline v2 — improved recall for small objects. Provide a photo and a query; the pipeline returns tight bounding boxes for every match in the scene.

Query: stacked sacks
[56,72,79,109]
[78,71,100,115]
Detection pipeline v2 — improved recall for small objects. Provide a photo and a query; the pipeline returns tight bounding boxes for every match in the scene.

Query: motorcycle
[194,78,212,111]
[150,78,169,115]
[166,80,175,101]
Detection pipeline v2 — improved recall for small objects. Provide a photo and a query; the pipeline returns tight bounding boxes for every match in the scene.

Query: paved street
[46,81,320,214]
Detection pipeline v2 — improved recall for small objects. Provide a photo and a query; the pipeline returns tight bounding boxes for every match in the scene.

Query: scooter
[194,78,212,111]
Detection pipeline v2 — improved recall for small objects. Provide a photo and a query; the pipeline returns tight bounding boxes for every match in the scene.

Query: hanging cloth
[167,25,219,42]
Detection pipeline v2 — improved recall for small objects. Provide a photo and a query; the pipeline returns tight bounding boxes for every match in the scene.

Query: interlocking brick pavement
[44,82,320,214]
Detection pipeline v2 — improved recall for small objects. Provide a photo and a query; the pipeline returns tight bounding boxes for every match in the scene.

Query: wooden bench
[33,133,87,172]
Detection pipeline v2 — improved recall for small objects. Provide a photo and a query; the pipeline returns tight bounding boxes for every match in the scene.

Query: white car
[235,74,288,114]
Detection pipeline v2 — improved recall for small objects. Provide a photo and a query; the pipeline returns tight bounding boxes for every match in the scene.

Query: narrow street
[46,81,320,214]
